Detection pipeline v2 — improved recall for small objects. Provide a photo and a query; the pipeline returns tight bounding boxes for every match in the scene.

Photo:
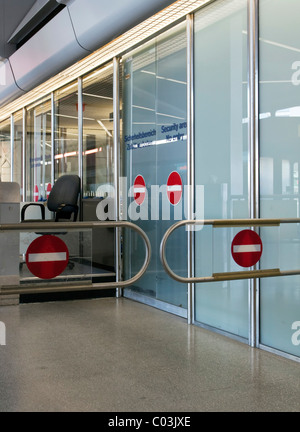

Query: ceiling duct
[0,0,175,109]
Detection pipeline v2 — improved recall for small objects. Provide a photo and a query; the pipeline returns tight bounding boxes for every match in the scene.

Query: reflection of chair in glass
[21,175,80,223]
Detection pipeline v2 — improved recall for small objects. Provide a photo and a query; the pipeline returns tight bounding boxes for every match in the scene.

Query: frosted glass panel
[194,0,249,338]
[259,0,300,358]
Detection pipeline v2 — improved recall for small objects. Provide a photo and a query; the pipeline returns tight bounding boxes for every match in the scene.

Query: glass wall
[54,81,78,179]
[259,0,300,357]
[26,98,52,202]
[122,22,188,310]
[194,0,249,338]
[13,110,23,199]
[0,118,11,182]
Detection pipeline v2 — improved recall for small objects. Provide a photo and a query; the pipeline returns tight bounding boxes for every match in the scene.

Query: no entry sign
[231,229,262,267]
[46,183,52,199]
[133,175,146,205]
[26,235,69,279]
[167,171,182,205]
[34,185,39,202]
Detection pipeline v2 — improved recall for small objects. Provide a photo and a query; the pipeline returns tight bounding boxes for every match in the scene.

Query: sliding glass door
[194,0,249,338]
[259,0,300,357]
[122,22,188,313]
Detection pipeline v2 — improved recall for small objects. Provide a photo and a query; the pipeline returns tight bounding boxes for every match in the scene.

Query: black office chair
[21,174,80,223]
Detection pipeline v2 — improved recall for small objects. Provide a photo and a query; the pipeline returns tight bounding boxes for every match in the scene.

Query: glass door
[194,0,249,338]
[122,22,188,313]
[259,0,300,358]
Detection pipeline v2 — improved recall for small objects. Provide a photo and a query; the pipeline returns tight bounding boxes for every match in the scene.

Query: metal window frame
[51,92,55,187]
[10,114,14,182]
[186,14,195,325]
[248,0,259,347]
[22,107,26,202]
[113,57,122,298]
[77,76,83,220]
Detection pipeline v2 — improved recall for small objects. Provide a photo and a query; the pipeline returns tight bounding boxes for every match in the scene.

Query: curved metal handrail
[160,218,300,283]
[0,221,151,295]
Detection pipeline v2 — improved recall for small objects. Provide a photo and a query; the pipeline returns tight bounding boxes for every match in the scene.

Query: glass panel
[26,98,52,202]
[0,118,11,182]
[0,231,19,287]
[13,110,23,199]
[259,0,300,358]
[81,64,117,273]
[54,81,78,179]
[122,22,188,310]
[19,229,92,284]
[82,64,114,201]
[194,0,249,338]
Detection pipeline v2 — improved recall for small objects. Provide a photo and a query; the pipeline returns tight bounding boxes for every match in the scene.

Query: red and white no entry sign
[26,235,69,279]
[231,229,263,267]
[46,183,52,199]
[133,175,146,205]
[34,185,39,202]
[167,171,182,205]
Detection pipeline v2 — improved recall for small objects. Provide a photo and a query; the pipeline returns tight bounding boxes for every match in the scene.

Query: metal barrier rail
[0,221,151,295]
[160,218,300,283]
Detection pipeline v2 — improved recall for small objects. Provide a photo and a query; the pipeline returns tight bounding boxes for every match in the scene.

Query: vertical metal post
[10,114,14,182]
[33,110,37,200]
[51,92,55,186]
[248,0,259,347]
[22,107,26,202]
[187,14,194,325]
[113,57,121,298]
[78,77,83,220]
[42,113,46,198]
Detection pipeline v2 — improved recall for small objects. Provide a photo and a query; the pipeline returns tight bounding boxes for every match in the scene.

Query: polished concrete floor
[0,296,299,412]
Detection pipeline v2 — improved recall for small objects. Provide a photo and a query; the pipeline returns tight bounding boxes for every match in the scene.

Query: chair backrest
[47,175,80,221]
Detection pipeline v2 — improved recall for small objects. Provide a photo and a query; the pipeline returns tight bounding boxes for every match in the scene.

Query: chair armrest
[21,203,45,221]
